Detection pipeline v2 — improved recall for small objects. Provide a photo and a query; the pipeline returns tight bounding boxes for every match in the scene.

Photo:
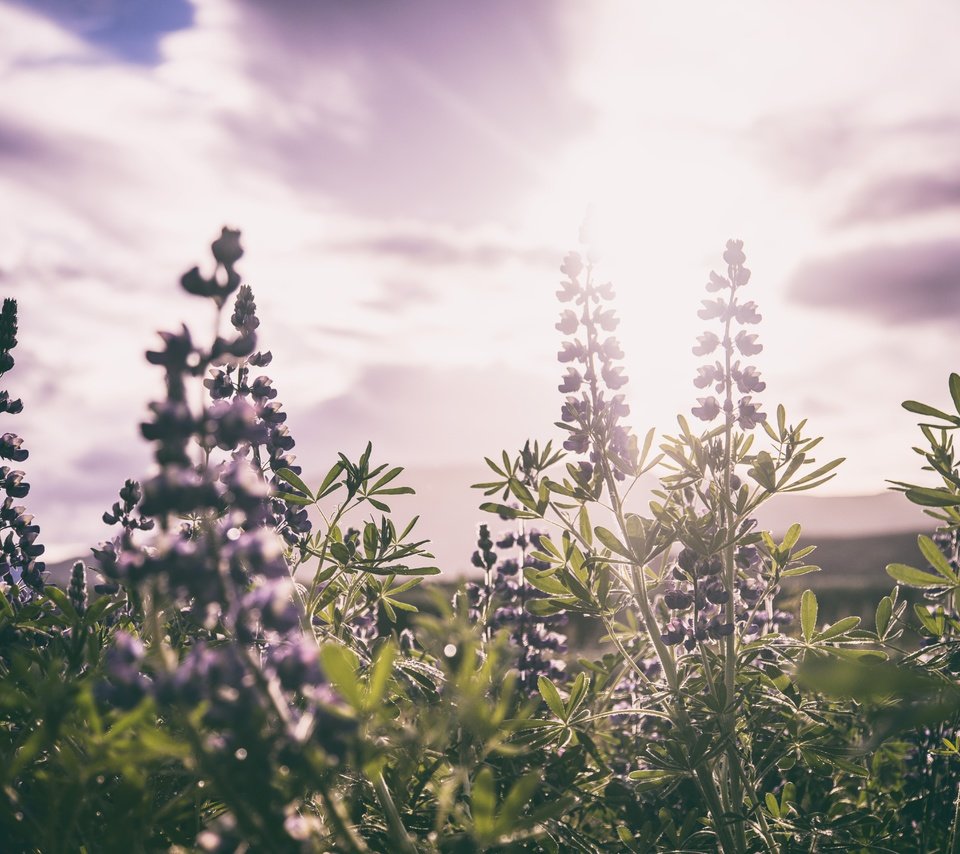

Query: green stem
[720,272,746,851]
[599,458,738,853]
[372,772,419,854]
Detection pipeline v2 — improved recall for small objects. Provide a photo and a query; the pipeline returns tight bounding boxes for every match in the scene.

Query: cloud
[748,109,868,184]
[219,0,587,223]
[749,109,960,190]
[363,279,435,314]
[331,232,557,268]
[290,362,559,471]
[836,172,960,225]
[787,239,960,323]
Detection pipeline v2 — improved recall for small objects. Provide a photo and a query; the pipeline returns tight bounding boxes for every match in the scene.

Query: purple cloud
[836,172,960,225]
[290,362,558,470]
[222,0,588,223]
[363,279,435,314]
[331,233,557,268]
[787,239,960,323]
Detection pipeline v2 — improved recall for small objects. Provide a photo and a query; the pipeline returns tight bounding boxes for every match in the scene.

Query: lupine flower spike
[691,239,766,431]
[555,246,638,481]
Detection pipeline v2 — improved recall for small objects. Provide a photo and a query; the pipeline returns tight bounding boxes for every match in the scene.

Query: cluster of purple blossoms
[93,231,353,824]
[204,284,311,549]
[555,251,638,481]
[691,240,767,432]
[658,533,792,649]
[0,299,45,605]
[462,520,567,695]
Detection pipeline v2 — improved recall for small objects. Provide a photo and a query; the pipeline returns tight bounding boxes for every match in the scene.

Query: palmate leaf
[594,525,632,559]
[537,676,567,720]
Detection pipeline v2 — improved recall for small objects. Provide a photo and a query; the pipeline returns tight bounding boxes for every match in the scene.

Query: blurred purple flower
[692,397,721,422]
[692,331,720,356]
[734,330,762,357]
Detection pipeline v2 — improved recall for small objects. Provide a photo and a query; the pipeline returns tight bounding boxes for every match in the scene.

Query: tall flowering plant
[476,237,885,851]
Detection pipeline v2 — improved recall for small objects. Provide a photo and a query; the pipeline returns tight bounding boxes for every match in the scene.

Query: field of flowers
[1,228,959,852]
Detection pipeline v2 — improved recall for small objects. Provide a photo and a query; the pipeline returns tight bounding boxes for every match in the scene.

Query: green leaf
[537,676,567,720]
[594,526,633,559]
[316,461,343,494]
[748,451,777,492]
[578,506,592,547]
[875,595,893,637]
[902,399,960,423]
[508,478,537,511]
[276,467,313,499]
[526,597,570,616]
[781,565,820,578]
[783,457,844,491]
[471,767,497,837]
[780,782,796,812]
[319,644,361,709]
[43,585,78,622]
[330,542,352,565]
[765,792,780,818]
[566,672,589,714]
[918,534,959,582]
[386,577,422,596]
[950,373,960,415]
[363,522,379,559]
[366,642,396,707]
[815,616,860,642]
[914,603,946,636]
[801,589,818,642]
[370,466,403,492]
[782,523,801,550]
[627,769,675,784]
[904,487,960,507]
[275,492,313,506]
[523,568,570,596]
[886,563,950,588]
[479,502,537,520]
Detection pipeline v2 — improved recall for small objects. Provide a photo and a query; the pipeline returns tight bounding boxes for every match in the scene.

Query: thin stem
[372,772,419,854]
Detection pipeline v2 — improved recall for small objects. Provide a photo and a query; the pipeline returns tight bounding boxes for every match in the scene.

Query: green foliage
[3,230,960,851]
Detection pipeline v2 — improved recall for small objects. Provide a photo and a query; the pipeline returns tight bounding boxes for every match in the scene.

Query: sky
[2,0,959,566]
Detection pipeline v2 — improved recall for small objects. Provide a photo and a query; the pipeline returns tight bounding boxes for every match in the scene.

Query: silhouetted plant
[0,298,45,605]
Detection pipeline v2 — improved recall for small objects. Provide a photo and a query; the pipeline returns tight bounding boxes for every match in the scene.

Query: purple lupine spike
[691,240,765,430]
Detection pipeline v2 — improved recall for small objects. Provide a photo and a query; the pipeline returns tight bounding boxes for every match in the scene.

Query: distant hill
[377,465,933,577]
[42,465,934,592]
